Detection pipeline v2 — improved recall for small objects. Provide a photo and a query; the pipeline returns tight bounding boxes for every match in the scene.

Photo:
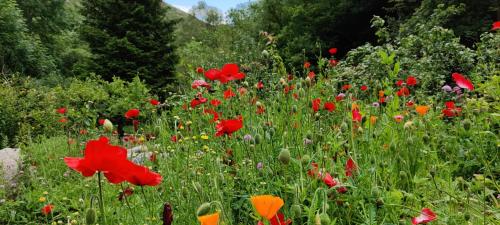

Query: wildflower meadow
[0,1,499,225]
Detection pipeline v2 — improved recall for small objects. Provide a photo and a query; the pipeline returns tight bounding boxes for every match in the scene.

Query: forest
[0,0,498,224]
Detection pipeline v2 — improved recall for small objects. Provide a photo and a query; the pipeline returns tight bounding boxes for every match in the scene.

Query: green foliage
[81,0,179,92]
[0,0,56,76]
[0,75,154,148]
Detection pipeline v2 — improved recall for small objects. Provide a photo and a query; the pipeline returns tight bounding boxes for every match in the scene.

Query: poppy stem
[121,184,138,224]
[141,187,153,218]
[97,172,106,225]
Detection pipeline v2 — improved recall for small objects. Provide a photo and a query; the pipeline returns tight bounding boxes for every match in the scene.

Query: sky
[165,0,252,15]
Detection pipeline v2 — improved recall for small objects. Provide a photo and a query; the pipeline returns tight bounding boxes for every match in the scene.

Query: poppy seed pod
[278,149,291,165]
[291,204,302,218]
[301,154,311,165]
[196,202,211,216]
[254,134,262,144]
[85,208,96,225]
[103,119,113,132]
[319,213,331,224]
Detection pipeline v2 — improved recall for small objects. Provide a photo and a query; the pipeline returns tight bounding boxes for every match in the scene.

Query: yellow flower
[198,212,220,225]
[186,121,193,126]
[39,197,46,202]
[250,195,284,220]
[201,135,209,140]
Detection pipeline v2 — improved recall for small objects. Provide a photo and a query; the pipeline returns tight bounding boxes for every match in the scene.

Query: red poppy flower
[341,84,351,91]
[56,107,67,114]
[171,135,178,142]
[191,96,208,108]
[118,187,134,201]
[125,109,140,119]
[312,98,321,112]
[329,48,338,55]
[224,88,236,99]
[42,204,54,216]
[304,61,311,69]
[323,102,335,112]
[412,208,437,225]
[322,172,338,188]
[119,161,162,186]
[59,118,68,123]
[442,101,462,117]
[452,73,474,91]
[215,116,243,137]
[307,162,319,177]
[492,21,500,31]
[379,97,386,103]
[360,85,368,91]
[150,99,160,106]
[308,71,316,79]
[329,59,338,67]
[256,105,265,115]
[288,74,294,81]
[269,213,292,225]
[204,109,220,122]
[406,101,415,107]
[192,80,211,89]
[396,80,404,87]
[352,109,362,122]
[204,68,220,81]
[80,129,88,135]
[196,67,204,74]
[98,119,105,125]
[345,157,357,177]
[256,81,264,89]
[210,99,222,107]
[406,76,417,86]
[218,63,246,84]
[64,137,128,183]
[337,186,348,194]
[284,85,295,95]
[335,94,344,102]
[397,87,410,97]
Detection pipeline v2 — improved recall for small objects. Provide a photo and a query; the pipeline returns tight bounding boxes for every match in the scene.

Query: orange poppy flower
[415,105,430,116]
[198,212,220,225]
[370,116,377,125]
[250,195,284,220]
[378,90,385,97]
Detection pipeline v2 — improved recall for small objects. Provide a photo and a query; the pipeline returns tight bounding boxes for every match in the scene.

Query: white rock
[0,148,21,189]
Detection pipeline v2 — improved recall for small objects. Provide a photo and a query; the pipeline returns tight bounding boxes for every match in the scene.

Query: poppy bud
[103,119,113,132]
[291,105,298,113]
[291,204,302,218]
[262,50,269,57]
[254,134,262,144]
[256,101,263,107]
[192,181,203,194]
[430,167,436,177]
[85,208,96,225]
[315,214,321,225]
[319,213,331,224]
[278,149,291,165]
[306,132,313,139]
[279,78,286,85]
[301,154,311,165]
[242,81,249,87]
[464,213,470,221]
[196,202,211,216]
[399,171,407,180]
[376,198,384,208]
[462,119,471,130]
[423,134,430,143]
[305,77,312,85]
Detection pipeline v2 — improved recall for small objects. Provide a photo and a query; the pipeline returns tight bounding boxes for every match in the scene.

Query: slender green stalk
[97,172,106,225]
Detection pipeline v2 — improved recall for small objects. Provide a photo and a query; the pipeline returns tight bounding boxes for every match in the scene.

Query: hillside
[163,3,208,45]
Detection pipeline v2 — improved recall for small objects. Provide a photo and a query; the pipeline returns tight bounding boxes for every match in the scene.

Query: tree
[81,0,178,90]
[0,0,56,76]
